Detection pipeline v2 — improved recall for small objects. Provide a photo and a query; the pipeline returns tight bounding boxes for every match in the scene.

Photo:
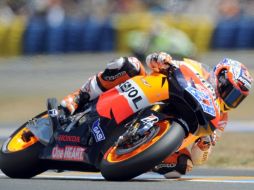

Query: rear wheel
[0,116,47,178]
[100,121,186,181]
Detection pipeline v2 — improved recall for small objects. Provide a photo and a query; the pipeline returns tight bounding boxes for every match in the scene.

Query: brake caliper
[115,114,161,155]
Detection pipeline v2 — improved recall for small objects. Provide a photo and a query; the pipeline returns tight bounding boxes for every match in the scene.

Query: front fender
[27,118,53,145]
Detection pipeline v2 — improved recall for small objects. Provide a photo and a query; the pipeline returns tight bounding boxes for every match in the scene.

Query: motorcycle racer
[60,56,146,115]
[60,52,253,178]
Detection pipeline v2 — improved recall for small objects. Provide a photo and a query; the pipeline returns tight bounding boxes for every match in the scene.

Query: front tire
[100,121,186,181]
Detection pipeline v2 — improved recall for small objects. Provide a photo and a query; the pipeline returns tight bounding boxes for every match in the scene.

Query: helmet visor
[219,81,247,108]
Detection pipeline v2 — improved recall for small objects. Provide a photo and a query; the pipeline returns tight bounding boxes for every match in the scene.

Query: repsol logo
[119,81,143,110]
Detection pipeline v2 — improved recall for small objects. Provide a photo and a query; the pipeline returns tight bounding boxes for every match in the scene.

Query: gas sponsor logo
[52,146,85,161]
[91,118,105,142]
[56,135,81,143]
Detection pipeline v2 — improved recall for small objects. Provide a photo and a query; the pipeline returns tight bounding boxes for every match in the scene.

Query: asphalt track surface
[1,169,254,190]
[1,52,254,190]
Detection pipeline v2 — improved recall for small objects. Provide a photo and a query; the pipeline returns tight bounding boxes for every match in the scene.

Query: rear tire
[100,121,185,181]
[0,141,45,178]
[0,118,47,178]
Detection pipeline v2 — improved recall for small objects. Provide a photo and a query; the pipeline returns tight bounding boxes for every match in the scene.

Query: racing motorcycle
[0,59,220,181]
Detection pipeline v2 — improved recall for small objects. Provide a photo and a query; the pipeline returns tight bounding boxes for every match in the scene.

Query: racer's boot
[153,148,193,178]
[60,90,90,115]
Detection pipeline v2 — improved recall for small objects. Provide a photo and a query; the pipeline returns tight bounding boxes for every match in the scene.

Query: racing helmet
[214,58,253,109]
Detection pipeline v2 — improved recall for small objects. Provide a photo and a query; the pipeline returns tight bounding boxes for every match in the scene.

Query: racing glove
[146,52,172,72]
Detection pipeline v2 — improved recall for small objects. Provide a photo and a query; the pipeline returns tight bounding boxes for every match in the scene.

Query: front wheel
[100,121,186,181]
[0,118,46,178]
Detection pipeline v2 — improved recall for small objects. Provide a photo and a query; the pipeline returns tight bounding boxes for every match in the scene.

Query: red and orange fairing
[96,73,169,124]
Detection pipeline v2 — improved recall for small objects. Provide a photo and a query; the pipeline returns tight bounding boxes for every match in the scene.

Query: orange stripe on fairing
[132,73,169,104]
[96,88,134,123]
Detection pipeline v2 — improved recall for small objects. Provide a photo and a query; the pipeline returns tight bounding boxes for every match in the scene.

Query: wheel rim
[6,127,39,152]
[104,121,170,163]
